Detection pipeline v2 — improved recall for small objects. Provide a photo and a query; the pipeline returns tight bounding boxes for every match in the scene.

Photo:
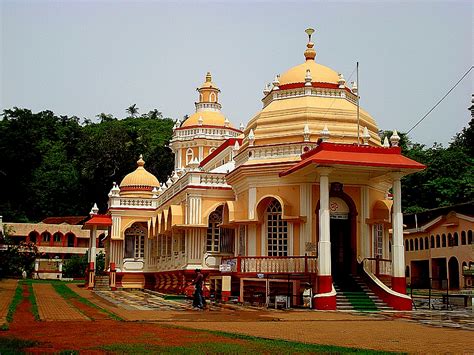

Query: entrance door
[330,218,351,279]
[448,257,459,289]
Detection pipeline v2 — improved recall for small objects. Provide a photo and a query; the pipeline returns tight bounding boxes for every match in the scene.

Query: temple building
[95,30,427,310]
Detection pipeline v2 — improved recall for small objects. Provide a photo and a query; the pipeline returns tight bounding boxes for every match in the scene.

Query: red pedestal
[313,275,336,310]
[221,291,231,302]
[391,276,406,294]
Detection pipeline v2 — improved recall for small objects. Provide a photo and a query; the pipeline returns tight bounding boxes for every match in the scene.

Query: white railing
[222,256,318,274]
[109,197,157,209]
[157,171,230,206]
[235,142,317,167]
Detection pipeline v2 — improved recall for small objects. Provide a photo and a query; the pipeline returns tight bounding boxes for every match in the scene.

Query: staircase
[94,275,111,291]
[334,274,391,312]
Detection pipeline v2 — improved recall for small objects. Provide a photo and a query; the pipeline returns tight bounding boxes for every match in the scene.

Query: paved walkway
[0,279,18,326]
[33,284,89,321]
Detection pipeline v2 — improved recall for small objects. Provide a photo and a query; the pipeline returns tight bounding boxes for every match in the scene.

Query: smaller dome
[120,155,160,189]
[201,72,218,89]
[181,111,232,128]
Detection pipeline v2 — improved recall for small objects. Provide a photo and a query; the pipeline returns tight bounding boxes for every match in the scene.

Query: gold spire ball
[304,28,316,61]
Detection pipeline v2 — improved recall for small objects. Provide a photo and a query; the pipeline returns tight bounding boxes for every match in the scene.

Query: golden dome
[120,156,160,189]
[181,111,232,128]
[279,60,340,86]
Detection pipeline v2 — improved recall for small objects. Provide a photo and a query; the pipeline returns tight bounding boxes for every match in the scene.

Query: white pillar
[89,226,97,266]
[300,183,312,255]
[391,174,404,278]
[317,168,332,276]
[360,186,370,259]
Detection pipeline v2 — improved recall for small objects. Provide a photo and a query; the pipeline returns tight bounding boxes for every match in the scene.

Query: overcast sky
[1,0,472,146]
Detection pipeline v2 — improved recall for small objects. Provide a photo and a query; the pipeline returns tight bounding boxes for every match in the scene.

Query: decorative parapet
[235,142,318,167]
[170,127,240,143]
[156,171,231,207]
[262,86,357,108]
[109,197,158,209]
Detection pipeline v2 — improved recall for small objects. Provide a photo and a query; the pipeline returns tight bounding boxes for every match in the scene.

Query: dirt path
[0,279,17,326]
[33,283,89,321]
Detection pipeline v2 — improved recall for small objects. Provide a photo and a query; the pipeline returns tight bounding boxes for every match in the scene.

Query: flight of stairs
[334,274,392,312]
[94,275,111,291]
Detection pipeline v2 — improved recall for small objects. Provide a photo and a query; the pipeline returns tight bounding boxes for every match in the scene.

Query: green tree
[126,104,139,118]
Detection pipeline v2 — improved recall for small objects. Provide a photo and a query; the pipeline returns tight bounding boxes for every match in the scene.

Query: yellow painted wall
[256,185,300,216]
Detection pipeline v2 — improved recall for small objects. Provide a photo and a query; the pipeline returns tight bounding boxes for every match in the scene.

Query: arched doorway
[448,257,459,289]
[329,197,351,279]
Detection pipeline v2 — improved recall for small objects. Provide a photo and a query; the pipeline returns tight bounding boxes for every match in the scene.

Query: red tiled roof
[280,142,426,176]
[41,216,88,225]
[199,138,243,167]
[82,215,112,229]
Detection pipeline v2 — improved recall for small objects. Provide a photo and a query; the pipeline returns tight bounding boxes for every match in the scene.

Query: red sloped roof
[82,215,112,230]
[41,216,88,225]
[199,138,243,167]
[280,142,426,177]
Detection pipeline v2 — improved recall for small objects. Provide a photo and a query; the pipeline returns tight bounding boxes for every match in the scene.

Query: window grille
[206,207,222,252]
[266,199,288,256]
[373,224,383,257]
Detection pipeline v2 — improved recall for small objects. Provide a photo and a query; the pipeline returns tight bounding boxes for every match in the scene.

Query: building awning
[82,215,112,230]
[280,142,426,177]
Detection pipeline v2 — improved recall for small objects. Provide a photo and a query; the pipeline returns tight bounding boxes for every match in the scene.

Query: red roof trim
[280,142,426,177]
[199,138,243,167]
[278,82,353,94]
[175,125,243,134]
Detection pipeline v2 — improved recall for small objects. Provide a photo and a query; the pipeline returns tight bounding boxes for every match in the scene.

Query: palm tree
[148,109,162,119]
[126,104,139,118]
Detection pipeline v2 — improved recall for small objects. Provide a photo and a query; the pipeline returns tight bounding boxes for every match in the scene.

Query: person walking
[192,268,204,309]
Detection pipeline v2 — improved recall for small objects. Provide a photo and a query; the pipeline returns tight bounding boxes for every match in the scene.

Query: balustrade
[362,257,392,277]
[221,256,317,274]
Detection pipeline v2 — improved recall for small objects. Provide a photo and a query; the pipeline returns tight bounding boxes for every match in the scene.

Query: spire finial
[304,28,316,61]
[305,28,315,42]
[206,72,212,82]
[137,154,145,167]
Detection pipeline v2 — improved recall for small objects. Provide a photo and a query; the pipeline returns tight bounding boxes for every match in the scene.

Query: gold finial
[137,154,145,167]
[305,28,315,42]
[206,72,212,82]
[304,28,316,61]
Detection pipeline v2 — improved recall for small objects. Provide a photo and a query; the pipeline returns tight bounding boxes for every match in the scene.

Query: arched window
[419,238,423,250]
[405,240,408,251]
[461,231,466,245]
[98,233,106,248]
[28,231,38,244]
[206,206,222,252]
[266,199,288,256]
[410,239,414,251]
[442,234,446,247]
[436,234,440,248]
[453,232,458,246]
[209,92,216,102]
[414,238,418,251]
[186,148,194,165]
[42,232,51,243]
[425,237,429,249]
[124,223,146,259]
[66,233,76,247]
[53,232,62,243]
[448,233,453,247]
[430,235,435,248]
[468,230,472,244]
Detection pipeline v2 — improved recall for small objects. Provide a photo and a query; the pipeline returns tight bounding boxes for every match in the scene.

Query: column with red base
[221,276,231,302]
[87,262,95,289]
[314,168,336,310]
[109,262,117,291]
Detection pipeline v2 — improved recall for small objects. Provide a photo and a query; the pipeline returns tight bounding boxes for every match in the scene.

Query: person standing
[192,268,204,309]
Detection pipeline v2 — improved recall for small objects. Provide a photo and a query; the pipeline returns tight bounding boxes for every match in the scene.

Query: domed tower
[240,28,381,155]
[169,72,242,171]
[118,155,160,198]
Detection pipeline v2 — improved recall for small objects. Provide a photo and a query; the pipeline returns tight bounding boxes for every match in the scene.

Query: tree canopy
[0,107,174,221]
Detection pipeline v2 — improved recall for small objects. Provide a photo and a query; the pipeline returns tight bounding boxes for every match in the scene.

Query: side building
[404,202,474,290]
